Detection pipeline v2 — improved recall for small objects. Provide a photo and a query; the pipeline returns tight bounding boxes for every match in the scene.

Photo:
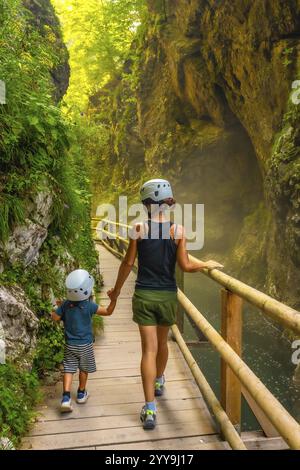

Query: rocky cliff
[92,0,300,309]
[0,0,71,365]
[23,0,70,102]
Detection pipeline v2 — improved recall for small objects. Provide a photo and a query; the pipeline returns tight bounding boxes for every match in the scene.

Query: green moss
[230,203,271,286]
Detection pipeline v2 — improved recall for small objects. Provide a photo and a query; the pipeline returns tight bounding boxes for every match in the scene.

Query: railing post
[176,266,184,333]
[220,288,243,433]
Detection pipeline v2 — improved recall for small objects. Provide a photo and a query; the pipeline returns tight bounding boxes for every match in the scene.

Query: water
[182,270,300,431]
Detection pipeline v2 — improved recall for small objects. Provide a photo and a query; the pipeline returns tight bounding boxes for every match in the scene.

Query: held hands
[107,287,121,302]
[204,260,224,270]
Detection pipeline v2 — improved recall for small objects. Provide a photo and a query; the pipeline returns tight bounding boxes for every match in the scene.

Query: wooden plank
[242,387,280,438]
[73,357,193,380]
[243,436,288,450]
[39,380,202,408]
[36,397,206,422]
[220,289,243,432]
[45,376,194,396]
[22,421,217,450]
[29,408,213,436]
[98,436,230,450]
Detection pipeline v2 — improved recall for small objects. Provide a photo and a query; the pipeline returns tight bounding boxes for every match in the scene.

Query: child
[108,178,223,430]
[52,268,115,412]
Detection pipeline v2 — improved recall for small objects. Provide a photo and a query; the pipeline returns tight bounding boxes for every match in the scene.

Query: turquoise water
[182,270,300,431]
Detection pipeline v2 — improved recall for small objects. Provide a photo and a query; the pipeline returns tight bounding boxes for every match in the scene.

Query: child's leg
[138,325,158,403]
[63,373,73,393]
[61,373,74,412]
[79,370,88,391]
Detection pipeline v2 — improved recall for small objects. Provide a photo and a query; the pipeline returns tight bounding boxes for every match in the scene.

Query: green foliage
[33,317,65,374]
[51,0,149,209]
[53,0,146,114]
[0,0,71,240]
[0,363,41,446]
[0,0,99,279]
[92,314,104,337]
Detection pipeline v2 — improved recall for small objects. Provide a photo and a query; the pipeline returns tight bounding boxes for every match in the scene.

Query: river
[182,268,300,431]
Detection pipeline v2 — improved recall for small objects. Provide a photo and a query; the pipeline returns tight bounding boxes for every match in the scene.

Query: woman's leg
[138,325,158,403]
[156,326,169,378]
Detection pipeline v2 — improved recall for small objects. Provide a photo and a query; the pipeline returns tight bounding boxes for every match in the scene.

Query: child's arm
[96,299,116,317]
[51,311,61,321]
[51,300,63,322]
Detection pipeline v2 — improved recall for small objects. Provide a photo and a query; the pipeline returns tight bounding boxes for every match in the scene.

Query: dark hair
[142,197,176,207]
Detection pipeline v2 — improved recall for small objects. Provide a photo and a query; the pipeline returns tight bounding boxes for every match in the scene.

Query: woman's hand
[107,288,120,301]
[204,260,224,270]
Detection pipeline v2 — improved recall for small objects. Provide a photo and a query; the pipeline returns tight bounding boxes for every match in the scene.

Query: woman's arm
[107,238,138,301]
[176,230,223,272]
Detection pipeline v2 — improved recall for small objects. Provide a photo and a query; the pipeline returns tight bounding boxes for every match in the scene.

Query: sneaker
[155,376,165,397]
[76,390,89,404]
[140,405,156,430]
[60,395,73,413]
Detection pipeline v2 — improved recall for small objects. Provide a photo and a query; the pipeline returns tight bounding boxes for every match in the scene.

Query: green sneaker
[140,406,156,430]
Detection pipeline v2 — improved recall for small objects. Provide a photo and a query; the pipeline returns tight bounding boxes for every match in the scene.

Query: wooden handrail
[177,289,300,450]
[172,325,247,450]
[91,217,131,230]
[190,253,300,335]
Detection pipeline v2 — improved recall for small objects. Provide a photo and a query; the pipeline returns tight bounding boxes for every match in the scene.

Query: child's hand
[107,288,120,301]
[204,260,224,270]
[56,299,63,307]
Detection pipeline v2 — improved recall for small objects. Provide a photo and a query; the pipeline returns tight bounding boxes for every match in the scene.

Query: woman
[108,179,223,430]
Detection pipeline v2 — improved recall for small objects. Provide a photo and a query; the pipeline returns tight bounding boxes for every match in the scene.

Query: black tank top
[136,220,178,291]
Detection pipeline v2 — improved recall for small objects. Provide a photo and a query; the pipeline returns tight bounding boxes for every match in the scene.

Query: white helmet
[140,179,173,203]
[65,269,94,301]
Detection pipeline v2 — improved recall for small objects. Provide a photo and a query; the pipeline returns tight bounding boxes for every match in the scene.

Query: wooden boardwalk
[22,245,227,450]
[22,245,285,450]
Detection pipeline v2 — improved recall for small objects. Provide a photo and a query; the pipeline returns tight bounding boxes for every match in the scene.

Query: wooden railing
[92,217,300,450]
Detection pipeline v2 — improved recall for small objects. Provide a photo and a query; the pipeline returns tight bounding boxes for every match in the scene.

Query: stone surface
[23,0,70,102]
[0,286,38,364]
[3,188,54,266]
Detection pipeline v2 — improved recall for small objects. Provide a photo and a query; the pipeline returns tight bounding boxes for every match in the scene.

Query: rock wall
[93,0,300,309]
[143,0,300,306]
[23,0,70,102]
[1,187,54,269]
[0,0,71,364]
[0,287,38,366]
